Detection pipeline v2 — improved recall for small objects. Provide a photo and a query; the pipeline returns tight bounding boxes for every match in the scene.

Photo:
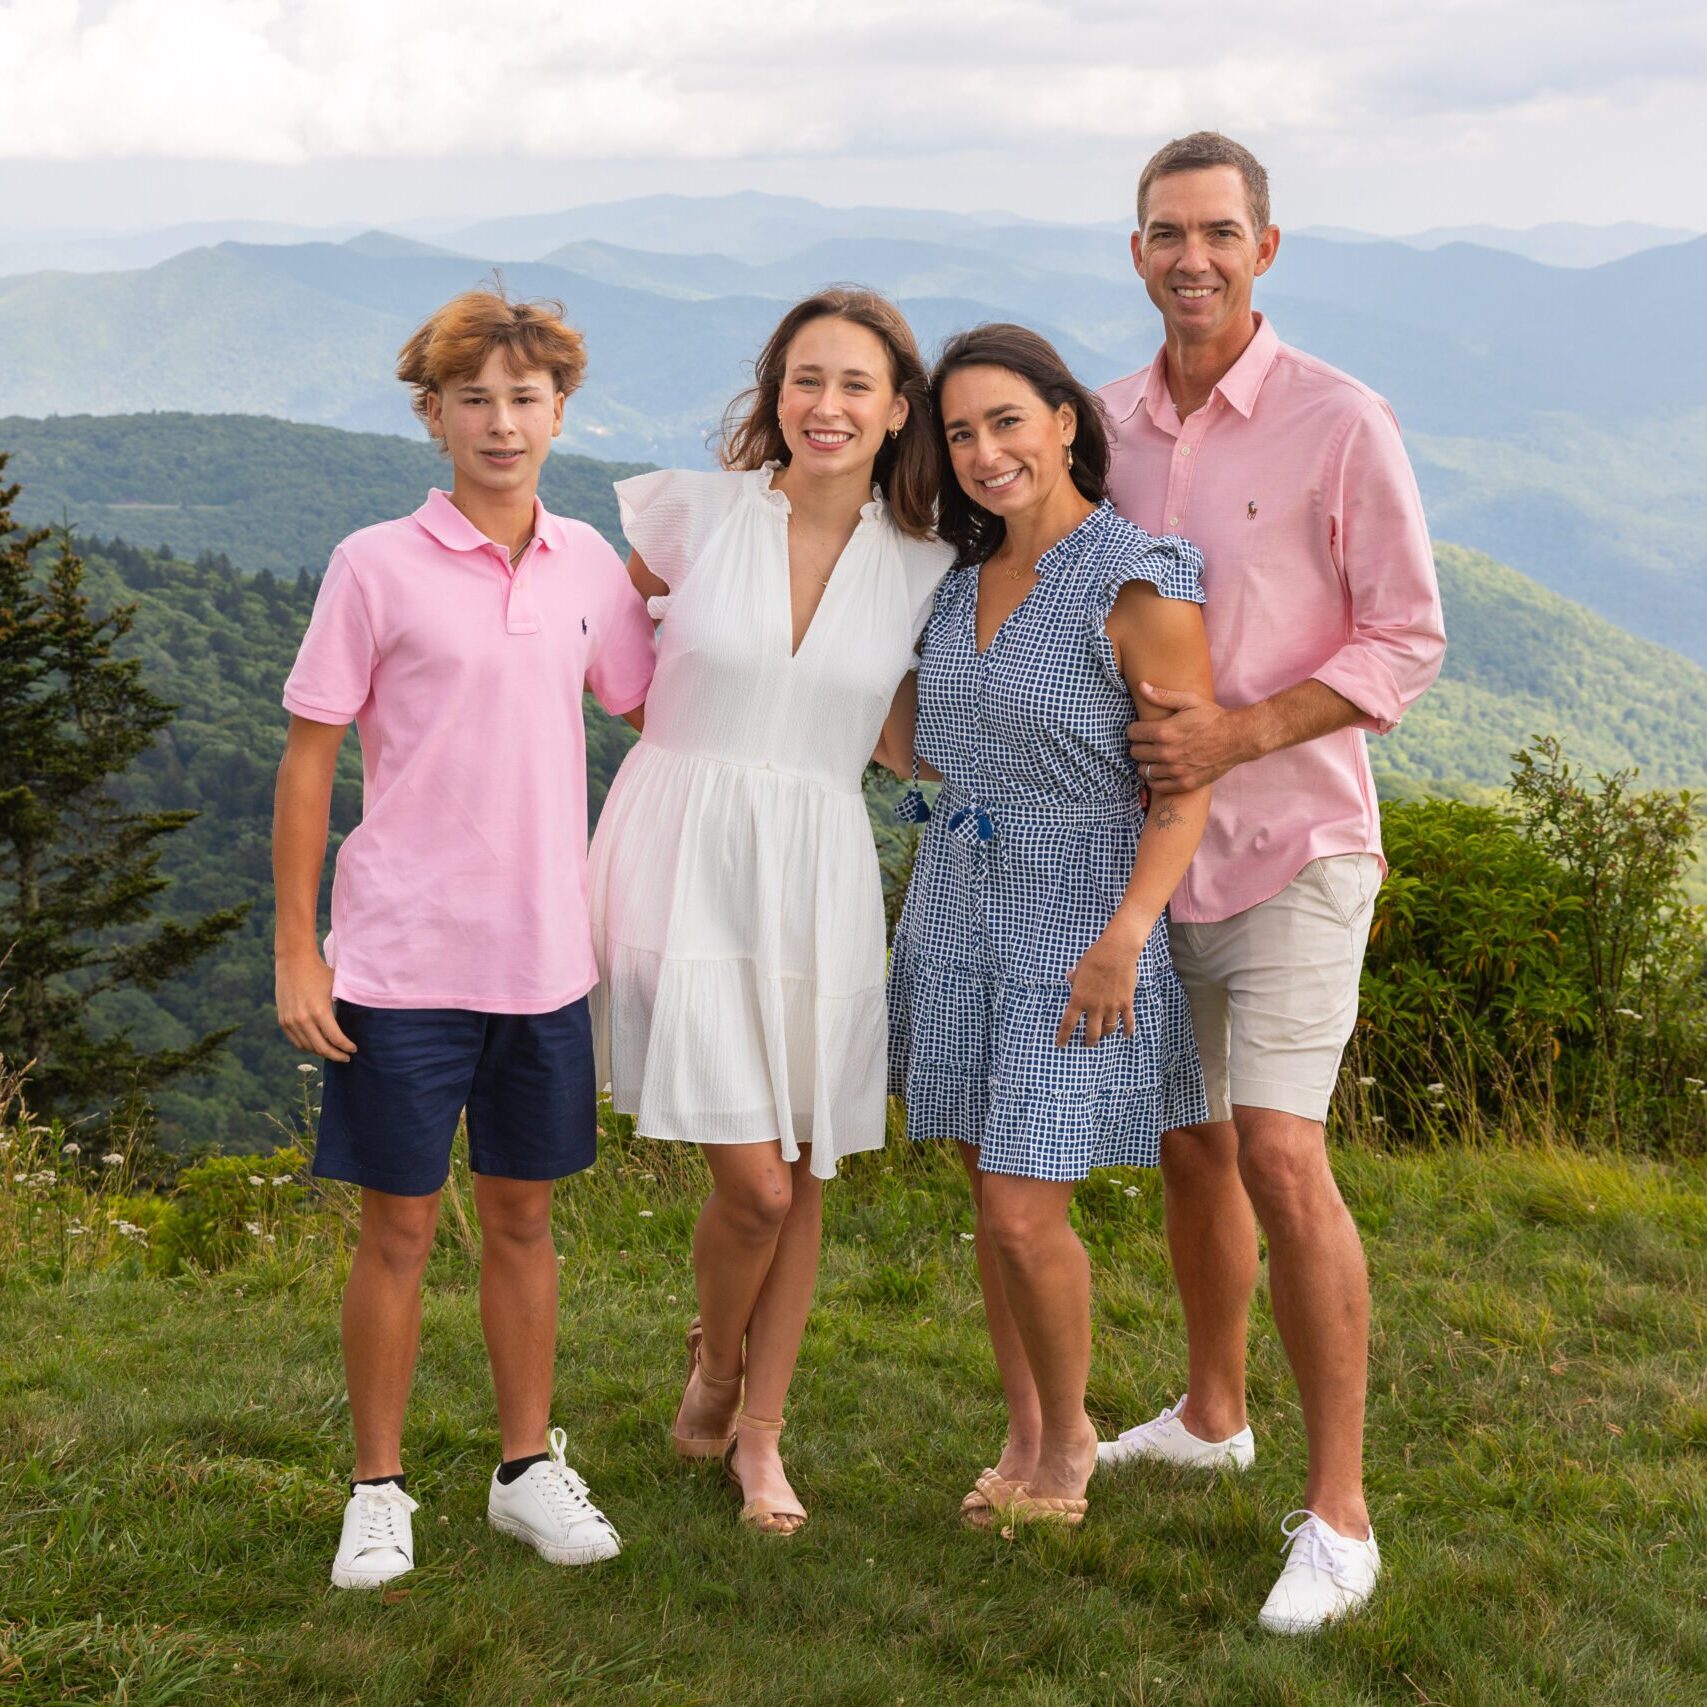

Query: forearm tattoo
[1149,796,1182,830]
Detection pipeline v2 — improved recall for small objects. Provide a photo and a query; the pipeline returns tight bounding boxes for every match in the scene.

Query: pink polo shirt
[283,488,656,1011]
[1101,315,1445,924]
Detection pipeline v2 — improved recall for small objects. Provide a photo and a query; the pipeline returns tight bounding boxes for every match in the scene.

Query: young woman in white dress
[586,290,951,1533]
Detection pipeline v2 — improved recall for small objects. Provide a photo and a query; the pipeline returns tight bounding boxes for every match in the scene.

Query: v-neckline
[763,465,881,662]
[788,526,855,660]
[973,561,1044,658]
[971,502,1107,657]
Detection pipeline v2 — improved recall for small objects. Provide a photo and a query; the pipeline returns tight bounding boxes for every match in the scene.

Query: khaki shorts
[1169,854,1380,1126]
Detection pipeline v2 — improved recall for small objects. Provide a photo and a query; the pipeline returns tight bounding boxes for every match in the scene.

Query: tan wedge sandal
[960,1467,1028,1530]
[999,1488,1088,1529]
[671,1317,743,1460]
[724,1413,808,1536]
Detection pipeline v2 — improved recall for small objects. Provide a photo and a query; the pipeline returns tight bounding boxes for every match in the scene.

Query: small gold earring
[1065,444,1075,469]
[889,425,901,441]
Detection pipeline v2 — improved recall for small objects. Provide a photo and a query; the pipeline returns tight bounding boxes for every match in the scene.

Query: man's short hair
[396,286,587,427]
[1137,132,1272,234]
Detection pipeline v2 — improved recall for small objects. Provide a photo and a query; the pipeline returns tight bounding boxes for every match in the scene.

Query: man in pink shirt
[1093,134,1445,1633]
[274,289,655,1590]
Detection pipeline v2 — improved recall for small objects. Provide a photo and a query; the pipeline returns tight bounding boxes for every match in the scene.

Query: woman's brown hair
[719,287,937,539]
[929,322,1111,568]
[397,286,588,432]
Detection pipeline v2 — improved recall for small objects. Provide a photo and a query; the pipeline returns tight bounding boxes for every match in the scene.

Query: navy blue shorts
[312,998,597,1197]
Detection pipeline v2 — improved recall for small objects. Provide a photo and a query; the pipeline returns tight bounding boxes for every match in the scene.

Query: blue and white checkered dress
[887,501,1210,1181]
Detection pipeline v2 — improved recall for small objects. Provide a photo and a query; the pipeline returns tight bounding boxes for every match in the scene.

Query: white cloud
[4,0,1701,163]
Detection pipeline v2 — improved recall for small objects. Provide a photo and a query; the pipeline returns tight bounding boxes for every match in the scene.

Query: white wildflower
[296,1062,316,1074]
[1123,1185,1140,1197]
[1615,1008,1642,1020]
[244,1221,263,1236]
[1685,1077,1703,1088]
[0,1139,11,1153]
[33,1170,56,1185]
[638,1209,654,1218]
[248,1175,265,1187]
[61,1142,82,1156]
[12,1173,27,1184]
[959,1232,975,1242]
[1372,1115,1387,1125]
[1356,1076,1376,1088]
[101,1153,124,1166]
[1426,1082,1446,1094]
[270,1175,291,1186]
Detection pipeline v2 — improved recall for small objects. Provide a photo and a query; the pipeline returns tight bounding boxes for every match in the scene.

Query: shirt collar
[413,488,570,554]
[1125,311,1280,430]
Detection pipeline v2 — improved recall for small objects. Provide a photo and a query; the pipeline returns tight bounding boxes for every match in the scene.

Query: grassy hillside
[1409,410,1707,657]
[1375,543,1707,793]
[4,1119,1704,1704]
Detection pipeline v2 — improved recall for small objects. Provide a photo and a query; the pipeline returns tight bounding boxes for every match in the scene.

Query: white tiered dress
[586,464,951,1179]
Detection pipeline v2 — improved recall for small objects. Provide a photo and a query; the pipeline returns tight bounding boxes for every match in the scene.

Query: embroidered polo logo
[1247,500,1259,520]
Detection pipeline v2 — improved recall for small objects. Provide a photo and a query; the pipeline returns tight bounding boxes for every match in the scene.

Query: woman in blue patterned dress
[877,324,1214,1528]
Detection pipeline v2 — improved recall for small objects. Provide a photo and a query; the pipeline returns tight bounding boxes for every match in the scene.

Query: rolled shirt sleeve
[282,547,376,724]
[1311,400,1446,734]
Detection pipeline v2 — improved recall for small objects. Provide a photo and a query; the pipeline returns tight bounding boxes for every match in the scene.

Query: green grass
[3,1120,1704,1705]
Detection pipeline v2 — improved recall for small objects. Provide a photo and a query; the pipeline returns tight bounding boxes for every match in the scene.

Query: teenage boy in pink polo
[1093,134,1445,1634]
[274,289,655,1589]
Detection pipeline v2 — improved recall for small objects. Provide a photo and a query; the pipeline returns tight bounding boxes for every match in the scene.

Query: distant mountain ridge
[2,191,1702,663]
[1297,220,1699,268]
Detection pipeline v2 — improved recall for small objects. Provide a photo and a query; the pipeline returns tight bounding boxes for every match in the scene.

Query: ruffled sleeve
[1104,526,1206,612]
[613,469,743,619]
[1091,515,1207,689]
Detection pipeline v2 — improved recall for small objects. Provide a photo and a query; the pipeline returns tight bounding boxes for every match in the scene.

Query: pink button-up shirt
[1101,315,1445,923]
[283,488,656,1011]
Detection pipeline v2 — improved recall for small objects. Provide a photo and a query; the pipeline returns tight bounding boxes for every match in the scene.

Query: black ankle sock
[496,1451,550,1485]
[351,1472,407,1495]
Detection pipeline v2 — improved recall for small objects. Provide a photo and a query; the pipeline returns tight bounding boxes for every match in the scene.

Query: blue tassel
[895,787,931,824]
[946,807,996,842]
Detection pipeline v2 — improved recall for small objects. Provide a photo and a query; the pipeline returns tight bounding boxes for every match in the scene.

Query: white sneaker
[1257,1509,1381,1634]
[1096,1396,1256,1471]
[487,1427,621,1566]
[330,1482,419,1589]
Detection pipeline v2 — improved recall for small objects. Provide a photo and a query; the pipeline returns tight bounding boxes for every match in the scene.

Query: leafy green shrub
[1351,741,1706,1152]
[1353,798,1588,1138]
[131,1144,308,1275]
[1510,736,1706,1145]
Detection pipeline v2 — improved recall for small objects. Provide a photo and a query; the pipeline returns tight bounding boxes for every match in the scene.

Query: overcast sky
[4,0,1704,234]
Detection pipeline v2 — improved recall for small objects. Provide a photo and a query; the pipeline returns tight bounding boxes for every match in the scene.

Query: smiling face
[776,315,907,480]
[424,347,564,498]
[1133,164,1279,351]
[940,363,1077,524]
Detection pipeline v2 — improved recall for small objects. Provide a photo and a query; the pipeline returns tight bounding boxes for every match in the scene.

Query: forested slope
[67,537,639,1150]
[3,412,644,575]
